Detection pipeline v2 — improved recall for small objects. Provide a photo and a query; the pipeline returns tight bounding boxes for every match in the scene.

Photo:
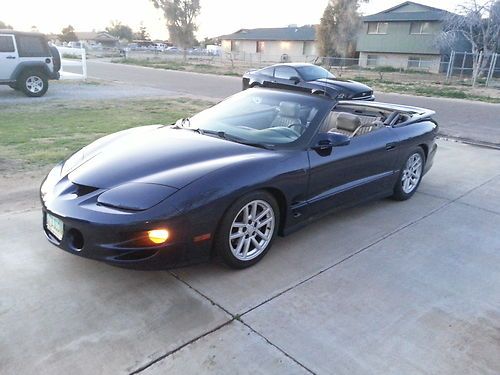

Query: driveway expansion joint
[239,172,500,320]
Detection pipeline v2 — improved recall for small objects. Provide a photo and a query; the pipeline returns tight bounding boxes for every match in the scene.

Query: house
[74,31,119,48]
[218,25,317,61]
[356,1,468,73]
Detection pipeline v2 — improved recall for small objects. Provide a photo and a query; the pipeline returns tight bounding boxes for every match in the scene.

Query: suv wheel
[18,70,48,97]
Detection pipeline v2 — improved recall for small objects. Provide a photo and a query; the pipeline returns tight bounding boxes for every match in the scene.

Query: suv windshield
[185,90,326,147]
[296,65,335,81]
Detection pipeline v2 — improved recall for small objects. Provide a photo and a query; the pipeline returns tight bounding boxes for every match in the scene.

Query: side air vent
[74,183,99,197]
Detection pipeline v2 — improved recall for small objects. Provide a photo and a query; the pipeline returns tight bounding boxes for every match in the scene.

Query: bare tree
[150,0,200,60]
[317,0,367,58]
[440,0,500,84]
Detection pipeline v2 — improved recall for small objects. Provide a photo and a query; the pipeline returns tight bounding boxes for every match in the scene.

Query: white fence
[56,46,87,81]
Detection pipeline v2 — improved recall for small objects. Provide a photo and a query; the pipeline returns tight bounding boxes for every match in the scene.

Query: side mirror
[289,76,301,84]
[312,132,350,155]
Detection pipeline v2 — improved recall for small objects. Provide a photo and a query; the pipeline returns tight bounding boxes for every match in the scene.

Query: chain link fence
[119,49,500,88]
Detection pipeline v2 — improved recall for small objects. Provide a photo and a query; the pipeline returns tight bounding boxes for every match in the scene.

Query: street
[84,61,500,147]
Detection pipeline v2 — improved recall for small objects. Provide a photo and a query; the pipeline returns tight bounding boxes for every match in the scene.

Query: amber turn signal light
[147,229,169,244]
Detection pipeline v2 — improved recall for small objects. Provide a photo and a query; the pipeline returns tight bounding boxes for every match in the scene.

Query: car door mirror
[289,76,301,84]
[312,132,350,155]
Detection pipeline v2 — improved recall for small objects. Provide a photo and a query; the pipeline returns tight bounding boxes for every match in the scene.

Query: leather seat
[271,101,302,128]
[323,112,361,136]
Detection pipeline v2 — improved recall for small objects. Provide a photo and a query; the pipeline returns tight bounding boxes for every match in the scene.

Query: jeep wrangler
[0,30,61,97]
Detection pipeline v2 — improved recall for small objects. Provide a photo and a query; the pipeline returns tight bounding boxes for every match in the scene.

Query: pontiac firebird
[41,89,437,269]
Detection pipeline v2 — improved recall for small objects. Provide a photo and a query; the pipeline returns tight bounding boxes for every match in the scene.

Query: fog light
[148,229,169,244]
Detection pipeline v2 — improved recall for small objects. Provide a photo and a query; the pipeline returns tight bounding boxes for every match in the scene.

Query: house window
[367,22,388,34]
[256,41,265,53]
[410,22,432,34]
[407,56,433,69]
[230,40,240,52]
[367,54,379,66]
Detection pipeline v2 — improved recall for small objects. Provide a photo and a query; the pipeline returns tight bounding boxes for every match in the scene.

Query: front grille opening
[74,184,99,197]
[116,249,158,261]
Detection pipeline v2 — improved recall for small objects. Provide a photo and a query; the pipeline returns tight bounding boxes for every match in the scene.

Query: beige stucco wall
[359,52,442,73]
[221,39,317,62]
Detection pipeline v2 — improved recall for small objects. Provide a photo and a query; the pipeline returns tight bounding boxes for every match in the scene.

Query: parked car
[243,63,374,101]
[0,30,60,97]
[41,89,437,270]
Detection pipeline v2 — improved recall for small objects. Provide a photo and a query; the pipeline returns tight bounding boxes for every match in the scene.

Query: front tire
[215,191,279,269]
[18,70,48,97]
[392,148,425,201]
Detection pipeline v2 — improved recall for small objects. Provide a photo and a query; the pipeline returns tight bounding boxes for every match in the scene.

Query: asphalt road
[85,61,500,147]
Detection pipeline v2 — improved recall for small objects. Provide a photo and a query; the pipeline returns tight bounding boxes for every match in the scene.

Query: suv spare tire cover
[50,46,61,72]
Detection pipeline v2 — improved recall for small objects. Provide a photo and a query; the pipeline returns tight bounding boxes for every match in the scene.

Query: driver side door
[306,123,401,216]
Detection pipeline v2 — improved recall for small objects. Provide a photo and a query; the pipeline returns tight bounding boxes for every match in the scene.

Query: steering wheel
[287,122,307,135]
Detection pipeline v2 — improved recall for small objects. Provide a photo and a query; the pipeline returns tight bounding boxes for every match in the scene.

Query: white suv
[0,30,60,97]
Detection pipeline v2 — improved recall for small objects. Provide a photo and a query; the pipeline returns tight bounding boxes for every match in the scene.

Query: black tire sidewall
[392,148,425,201]
[215,191,280,269]
[19,70,48,97]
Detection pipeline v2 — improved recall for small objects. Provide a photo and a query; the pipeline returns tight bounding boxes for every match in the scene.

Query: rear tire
[18,70,48,97]
[392,148,425,201]
[215,191,279,269]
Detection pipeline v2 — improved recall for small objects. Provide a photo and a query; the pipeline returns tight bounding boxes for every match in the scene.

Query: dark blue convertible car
[41,89,437,269]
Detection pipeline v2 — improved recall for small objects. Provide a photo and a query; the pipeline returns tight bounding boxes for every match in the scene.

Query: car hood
[68,126,274,189]
[313,78,371,94]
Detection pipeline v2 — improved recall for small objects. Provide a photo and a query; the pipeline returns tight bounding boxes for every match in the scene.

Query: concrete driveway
[1,139,499,374]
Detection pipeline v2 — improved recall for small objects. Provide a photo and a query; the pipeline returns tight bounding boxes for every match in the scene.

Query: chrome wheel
[26,76,44,94]
[401,153,423,194]
[229,199,275,261]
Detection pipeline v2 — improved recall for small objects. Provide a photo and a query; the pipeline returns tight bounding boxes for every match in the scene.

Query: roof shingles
[219,26,316,41]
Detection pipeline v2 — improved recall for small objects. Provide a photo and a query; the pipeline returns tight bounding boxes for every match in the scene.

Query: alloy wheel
[401,153,423,194]
[229,199,275,261]
[26,76,44,94]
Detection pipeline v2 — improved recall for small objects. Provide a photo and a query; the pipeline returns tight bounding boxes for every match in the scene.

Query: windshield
[185,90,326,146]
[296,65,335,81]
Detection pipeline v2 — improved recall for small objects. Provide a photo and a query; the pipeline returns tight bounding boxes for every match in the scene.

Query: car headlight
[97,183,178,211]
[61,150,85,176]
[41,164,62,202]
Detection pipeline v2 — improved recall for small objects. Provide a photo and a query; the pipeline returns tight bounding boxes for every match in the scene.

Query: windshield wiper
[198,129,273,150]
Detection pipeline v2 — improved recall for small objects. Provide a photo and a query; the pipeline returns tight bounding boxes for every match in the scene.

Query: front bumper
[42,208,211,270]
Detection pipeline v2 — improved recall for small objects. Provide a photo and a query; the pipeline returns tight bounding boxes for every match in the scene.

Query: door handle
[6,56,16,59]
[385,142,396,151]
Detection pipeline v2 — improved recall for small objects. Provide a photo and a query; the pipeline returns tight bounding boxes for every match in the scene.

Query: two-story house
[357,1,467,73]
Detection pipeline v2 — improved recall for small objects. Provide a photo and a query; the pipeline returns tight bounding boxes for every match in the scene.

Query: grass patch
[348,76,499,103]
[112,58,242,77]
[0,98,211,170]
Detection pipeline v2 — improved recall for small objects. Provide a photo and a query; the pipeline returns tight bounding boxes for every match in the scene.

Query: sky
[1,0,465,40]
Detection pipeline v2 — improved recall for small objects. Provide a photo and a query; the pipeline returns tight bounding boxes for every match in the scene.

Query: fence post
[486,53,498,87]
[445,50,455,82]
[472,50,482,87]
[82,48,87,80]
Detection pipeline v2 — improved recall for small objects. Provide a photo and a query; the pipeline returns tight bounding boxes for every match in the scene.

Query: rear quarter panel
[394,119,438,170]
